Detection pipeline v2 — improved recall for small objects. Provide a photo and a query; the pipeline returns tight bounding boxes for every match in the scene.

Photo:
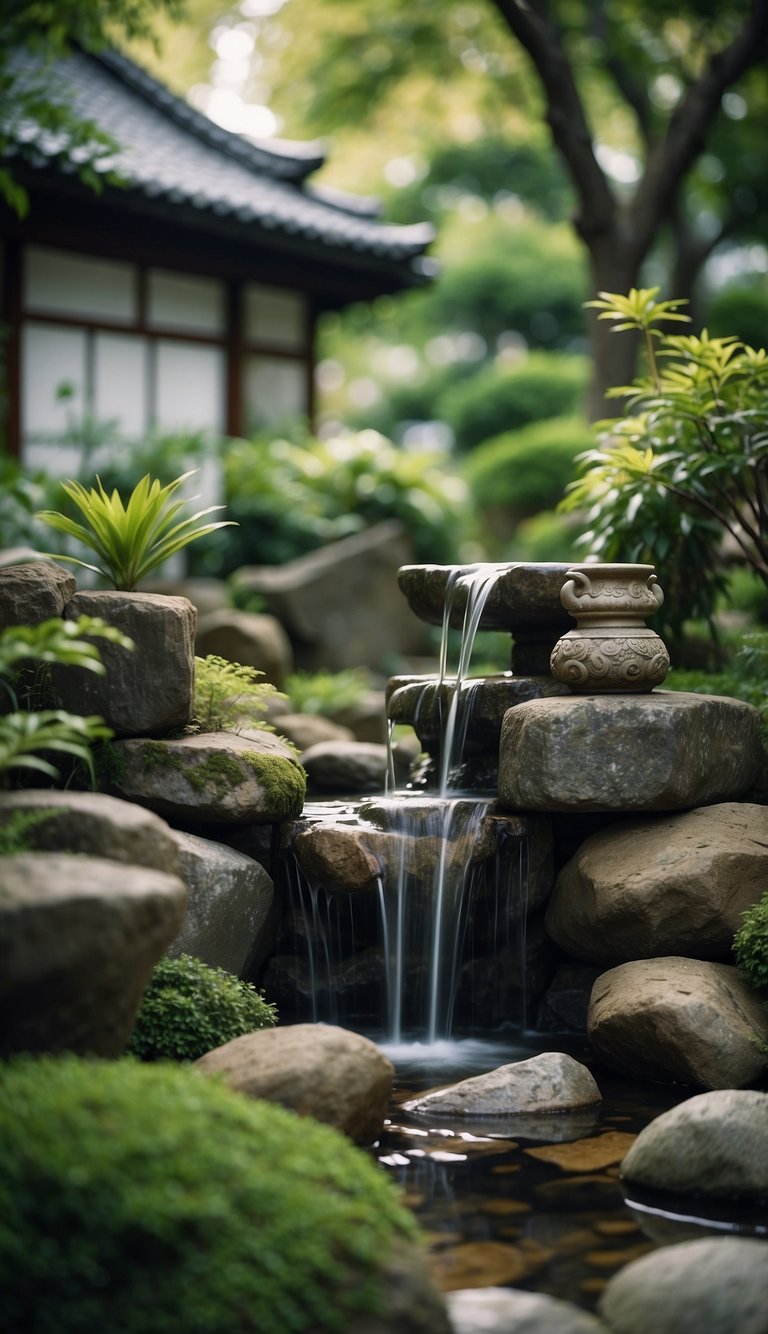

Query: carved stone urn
[549,563,670,693]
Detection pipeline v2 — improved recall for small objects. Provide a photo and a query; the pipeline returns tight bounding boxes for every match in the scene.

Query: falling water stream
[280,563,530,1045]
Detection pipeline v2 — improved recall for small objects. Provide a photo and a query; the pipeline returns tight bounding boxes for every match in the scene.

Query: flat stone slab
[499,692,763,812]
[587,957,768,1089]
[386,673,570,755]
[403,1051,601,1118]
[397,562,574,632]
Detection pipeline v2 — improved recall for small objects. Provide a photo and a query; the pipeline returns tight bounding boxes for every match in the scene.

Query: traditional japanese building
[0,45,434,471]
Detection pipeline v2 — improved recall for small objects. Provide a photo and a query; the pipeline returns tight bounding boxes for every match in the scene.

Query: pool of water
[373,1036,765,1311]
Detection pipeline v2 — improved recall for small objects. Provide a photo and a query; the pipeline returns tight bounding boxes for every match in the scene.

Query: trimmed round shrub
[708,283,768,350]
[440,353,588,451]
[0,1056,423,1333]
[463,414,593,529]
[128,954,277,1062]
[734,891,768,994]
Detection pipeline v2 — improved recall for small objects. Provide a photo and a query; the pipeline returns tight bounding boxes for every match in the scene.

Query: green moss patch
[0,1055,419,1333]
[242,750,307,818]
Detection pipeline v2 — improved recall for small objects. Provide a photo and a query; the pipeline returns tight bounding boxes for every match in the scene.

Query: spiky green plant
[36,471,236,590]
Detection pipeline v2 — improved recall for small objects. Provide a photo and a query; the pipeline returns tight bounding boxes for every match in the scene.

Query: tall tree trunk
[583,234,642,419]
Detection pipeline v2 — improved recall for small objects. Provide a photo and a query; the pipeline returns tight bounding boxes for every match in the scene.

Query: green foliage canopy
[0,0,185,214]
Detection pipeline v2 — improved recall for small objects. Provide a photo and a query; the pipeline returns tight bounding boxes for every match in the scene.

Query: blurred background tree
[133,0,768,416]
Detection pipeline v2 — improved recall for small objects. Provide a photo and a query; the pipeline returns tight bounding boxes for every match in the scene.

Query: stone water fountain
[265,560,763,1049]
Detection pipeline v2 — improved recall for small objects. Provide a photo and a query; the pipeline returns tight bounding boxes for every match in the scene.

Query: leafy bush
[502,508,582,563]
[562,289,768,641]
[128,954,277,1062]
[193,655,281,733]
[734,892,768,994]
[285,668,372,718]
[205,430,466,573]
[708,283,768,351]
[0,1055,422,1333]
[441,352,589,451]
[662,631,768,717]
[463,414,593,522]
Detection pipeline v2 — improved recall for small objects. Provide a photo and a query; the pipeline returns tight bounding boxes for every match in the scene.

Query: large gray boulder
[448,1288,610,1334]
[402,1051,601,1118]
[498,693,763,812]
[196,608,293,690]
[195,1022,394,1146]
[232,520,428,673]
[104,730,306,824]
[0,789,179,874]
[598,1237,768,1334]
[0,852,186,1057]
[0,560,76,631]
[168,829,274,976]
[56,590,197,736]
[588,957,768,1088]
[620,1089,768,1200]
[546,803,768,965]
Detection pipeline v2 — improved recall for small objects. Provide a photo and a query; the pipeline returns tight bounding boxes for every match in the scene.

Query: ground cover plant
[193,654,282,734]
[0,1055,424,1333]
[128,954,277,1062]
[0,616,130,787]
[285,667,372,719]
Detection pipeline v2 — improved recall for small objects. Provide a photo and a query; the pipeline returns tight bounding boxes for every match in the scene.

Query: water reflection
[376,1053,767,1309]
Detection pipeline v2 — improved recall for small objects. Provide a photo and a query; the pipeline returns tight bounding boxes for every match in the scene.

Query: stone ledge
[498,691,763,812]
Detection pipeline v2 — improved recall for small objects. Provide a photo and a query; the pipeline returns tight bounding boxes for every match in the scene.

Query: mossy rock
[0,1056,449,1333]
[103,732,307,824]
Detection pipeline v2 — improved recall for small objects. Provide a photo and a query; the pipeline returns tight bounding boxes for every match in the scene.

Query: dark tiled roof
[4,46,435,276]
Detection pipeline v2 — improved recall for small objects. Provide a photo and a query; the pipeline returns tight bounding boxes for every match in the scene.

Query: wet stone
[427,1238,553,1291]
[447,1288,610,1334]
[524,1132,637,1174]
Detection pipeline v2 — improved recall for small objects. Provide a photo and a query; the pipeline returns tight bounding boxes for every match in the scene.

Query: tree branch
[489,0,617,242]
[632,0,768,256]
[587,0,654,147]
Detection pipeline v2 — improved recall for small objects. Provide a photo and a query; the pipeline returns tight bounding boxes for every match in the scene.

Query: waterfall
[272,561,540,1044]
